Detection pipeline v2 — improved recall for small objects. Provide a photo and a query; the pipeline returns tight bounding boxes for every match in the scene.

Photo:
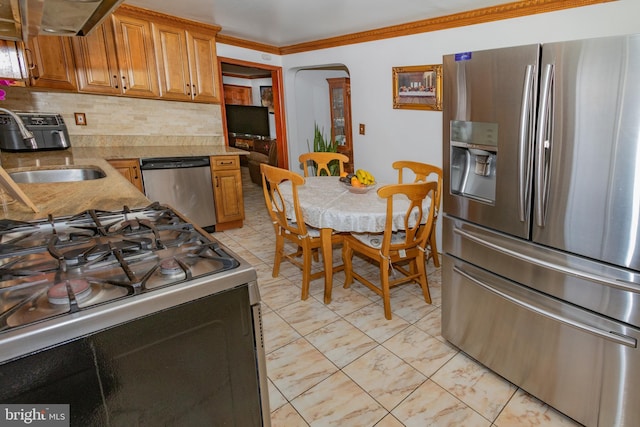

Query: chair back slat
[260,164,308,236]
[377,182,437,254]
[392,161,442,214]
[299,152,349,177]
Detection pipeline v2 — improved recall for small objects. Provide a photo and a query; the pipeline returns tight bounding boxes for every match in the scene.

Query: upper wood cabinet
[0,41,27,80]
[73,9,160,98]
[153,22,220,103]
[110,11,160,98]
[27,36,77,90]
[72,21,121,95]
[14,5,220,103]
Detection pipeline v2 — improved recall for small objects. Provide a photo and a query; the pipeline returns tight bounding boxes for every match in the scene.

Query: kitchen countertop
[0,145,248,222]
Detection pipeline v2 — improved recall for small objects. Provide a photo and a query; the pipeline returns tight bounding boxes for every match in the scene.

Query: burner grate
[0,204,241,331]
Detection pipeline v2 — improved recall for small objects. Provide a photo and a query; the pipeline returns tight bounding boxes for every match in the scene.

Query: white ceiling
[124,0,509,47]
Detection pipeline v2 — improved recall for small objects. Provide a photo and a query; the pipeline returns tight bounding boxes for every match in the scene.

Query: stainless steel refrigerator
[442,34,640,427]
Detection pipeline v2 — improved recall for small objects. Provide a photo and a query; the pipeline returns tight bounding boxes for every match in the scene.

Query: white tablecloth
[279,176,430,233]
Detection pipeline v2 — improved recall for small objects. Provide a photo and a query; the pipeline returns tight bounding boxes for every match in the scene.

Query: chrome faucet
[0,108,37,150]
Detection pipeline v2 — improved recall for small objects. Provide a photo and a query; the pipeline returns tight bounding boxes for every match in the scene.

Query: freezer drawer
[442,254,640,427]
[443,215,640,328]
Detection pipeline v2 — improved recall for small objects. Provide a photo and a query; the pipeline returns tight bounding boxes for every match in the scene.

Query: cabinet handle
[24,48,35,70]
[186,83,191,95]
[215,176,220,187]
[122,76,127,90]
[133,166,139,179]
[113,75,119,89]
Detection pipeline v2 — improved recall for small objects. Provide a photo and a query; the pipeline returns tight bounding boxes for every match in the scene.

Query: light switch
[359,123,365,135]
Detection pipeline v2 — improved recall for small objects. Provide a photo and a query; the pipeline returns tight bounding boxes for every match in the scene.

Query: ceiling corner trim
[278,0,617,55]
[216,34,282,55]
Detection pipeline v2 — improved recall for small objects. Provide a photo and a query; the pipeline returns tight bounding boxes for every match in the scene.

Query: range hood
[0,0,124,41]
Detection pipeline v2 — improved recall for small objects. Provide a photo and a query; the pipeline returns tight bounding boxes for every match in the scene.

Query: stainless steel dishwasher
[140,157,216,231]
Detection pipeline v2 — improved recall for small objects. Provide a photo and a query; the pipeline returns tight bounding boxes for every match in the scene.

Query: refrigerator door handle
[453,225,640,294]
[535,63,554,227]
[453,265,637,348]
[518,65,536,222]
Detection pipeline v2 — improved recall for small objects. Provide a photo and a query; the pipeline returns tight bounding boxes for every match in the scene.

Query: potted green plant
[306,123,340,176]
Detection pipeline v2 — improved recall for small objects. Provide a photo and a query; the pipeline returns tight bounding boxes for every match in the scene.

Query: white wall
[290,68,348,174]
[271,0,640,183]
[217,0,640,251]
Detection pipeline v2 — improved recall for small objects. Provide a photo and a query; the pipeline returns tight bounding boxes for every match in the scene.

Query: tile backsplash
[2,87,224,146]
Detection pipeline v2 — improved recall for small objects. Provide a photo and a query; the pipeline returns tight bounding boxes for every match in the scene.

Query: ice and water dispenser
[449,120,498,204]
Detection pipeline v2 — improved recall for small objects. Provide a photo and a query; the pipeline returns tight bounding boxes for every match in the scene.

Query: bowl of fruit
[339,169,376,194]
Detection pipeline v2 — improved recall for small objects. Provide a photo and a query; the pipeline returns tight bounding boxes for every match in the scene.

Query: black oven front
[0,283,268,426]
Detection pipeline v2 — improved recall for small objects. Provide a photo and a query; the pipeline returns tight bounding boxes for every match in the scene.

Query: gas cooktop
[0,203,240,333]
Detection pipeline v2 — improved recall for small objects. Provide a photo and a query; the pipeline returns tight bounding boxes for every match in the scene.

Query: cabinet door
[111,13,159,98]
[72,21,121,94]
[210,156,244,224]
[213,169,244,223]
[107,159,144,193]
[186,29,220,103]
[223,85,252,105]
[152,22,191,101]
[0,40,27,80]
[27,36,77,90]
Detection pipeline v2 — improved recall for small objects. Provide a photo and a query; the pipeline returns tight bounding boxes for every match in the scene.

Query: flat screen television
[225,105,270,137]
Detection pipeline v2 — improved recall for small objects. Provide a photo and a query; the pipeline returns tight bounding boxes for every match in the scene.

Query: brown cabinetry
[108,158,144,192]
[327,77,353,173]
[110,11,160,98]
[223,84,252,105]
[72,21,121,95]
[27,36,77,90]
[153,22,219,103]
[10,5,220,103]
[0,40,27,80]
[210,155,244,230]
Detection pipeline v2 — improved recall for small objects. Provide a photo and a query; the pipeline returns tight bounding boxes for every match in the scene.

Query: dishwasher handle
[140,157,211,170]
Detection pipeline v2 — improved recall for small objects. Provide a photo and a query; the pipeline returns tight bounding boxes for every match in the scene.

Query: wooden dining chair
[342,181,437,319]
[299,152,349,177]
[392,160,443,267]
[260,163,342,300]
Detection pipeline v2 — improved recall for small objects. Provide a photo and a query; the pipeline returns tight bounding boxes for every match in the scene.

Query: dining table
[278,176,431,304]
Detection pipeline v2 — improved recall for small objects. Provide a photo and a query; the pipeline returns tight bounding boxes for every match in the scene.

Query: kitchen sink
[9,167,107,183]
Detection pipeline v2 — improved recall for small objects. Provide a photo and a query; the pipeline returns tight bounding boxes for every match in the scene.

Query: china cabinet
[327,77,353,173]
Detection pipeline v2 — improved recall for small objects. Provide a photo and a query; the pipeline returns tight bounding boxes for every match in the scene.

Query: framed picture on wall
[392,64,442,111]
[260,86,274,113]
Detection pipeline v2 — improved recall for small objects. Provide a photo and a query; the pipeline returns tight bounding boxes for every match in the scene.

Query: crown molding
[215,0,615,55]
[117,4,221,33]
[215,34,281,55]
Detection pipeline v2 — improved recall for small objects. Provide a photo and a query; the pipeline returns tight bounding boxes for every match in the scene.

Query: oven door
[0,285,266,426]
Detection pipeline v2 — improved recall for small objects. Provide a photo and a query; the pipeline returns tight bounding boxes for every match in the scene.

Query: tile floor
[212,168,583,427]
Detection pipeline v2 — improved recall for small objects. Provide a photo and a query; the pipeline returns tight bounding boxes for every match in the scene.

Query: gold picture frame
[392,64,442,111]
